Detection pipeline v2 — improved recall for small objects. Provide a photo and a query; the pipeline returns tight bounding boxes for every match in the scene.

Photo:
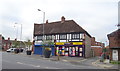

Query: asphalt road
[2,51,101,69]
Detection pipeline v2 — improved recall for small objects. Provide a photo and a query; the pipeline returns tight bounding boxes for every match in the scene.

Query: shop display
[55,42,84,57]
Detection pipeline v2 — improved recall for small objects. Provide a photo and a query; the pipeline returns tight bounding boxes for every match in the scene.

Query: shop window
[72,34,79,39]
[79,53,82,56]
[59,34,67,40]
[79,48,83,52]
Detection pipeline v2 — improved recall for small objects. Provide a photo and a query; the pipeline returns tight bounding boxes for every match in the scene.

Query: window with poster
[79,48,83,52]
[65,47,69,56]
[79,53,82,56]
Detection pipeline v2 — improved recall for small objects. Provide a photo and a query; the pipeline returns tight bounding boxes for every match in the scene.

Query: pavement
[8,51,119,69]
[92,59,119,69]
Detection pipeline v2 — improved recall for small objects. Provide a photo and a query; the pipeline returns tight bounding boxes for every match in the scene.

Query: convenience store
[55,42,85,57]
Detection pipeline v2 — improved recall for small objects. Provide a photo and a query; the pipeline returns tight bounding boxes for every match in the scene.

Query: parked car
[6,48,16,52]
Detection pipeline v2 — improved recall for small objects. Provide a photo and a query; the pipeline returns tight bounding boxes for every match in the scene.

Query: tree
[26,39,32,50]
[12,40,19,48]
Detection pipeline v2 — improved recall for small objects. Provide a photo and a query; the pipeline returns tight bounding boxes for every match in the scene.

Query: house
[91,37,105,57]
[107,28,120,61]
[2,37,12,51]
[33,16,92,58]
[2,38,26,51]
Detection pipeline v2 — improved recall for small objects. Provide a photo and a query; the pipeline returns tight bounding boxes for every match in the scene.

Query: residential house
[2,37,12,51]
[91,37,105,57]
[2,38,26,51]
[33,16,92,58]
[107,28,120,61]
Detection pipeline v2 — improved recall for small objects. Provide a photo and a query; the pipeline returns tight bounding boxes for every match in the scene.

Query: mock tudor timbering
[33,16,92,58]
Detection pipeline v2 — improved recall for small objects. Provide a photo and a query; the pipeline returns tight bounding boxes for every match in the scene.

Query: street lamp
[38,9,45,40]
[15,23,22,48]
[14,23,18,39]
[38,9,45,56]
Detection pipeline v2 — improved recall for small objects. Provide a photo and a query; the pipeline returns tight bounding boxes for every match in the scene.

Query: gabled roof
[34,20,91,37]
[107,29,120,38]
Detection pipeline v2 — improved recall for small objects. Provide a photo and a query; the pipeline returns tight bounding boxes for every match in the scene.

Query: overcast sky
[0,0,119,46]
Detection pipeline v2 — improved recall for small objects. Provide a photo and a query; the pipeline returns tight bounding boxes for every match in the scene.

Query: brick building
[107,29,120,61]
[91,37,105,57]
[33,16,92,58]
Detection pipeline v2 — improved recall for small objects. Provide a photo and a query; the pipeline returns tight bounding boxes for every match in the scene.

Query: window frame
[37,36,43,40]
[46,35,52,40]
[59,34,67,40]
[72,33,80,39]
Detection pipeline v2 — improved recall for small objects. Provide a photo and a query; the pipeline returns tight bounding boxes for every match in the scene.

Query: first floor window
[60,34,66,40]
[37,36,43,40]
[46,35,52,40]
[72,34,79,39]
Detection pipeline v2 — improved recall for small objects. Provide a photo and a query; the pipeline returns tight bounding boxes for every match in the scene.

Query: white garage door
[112,50,118,61]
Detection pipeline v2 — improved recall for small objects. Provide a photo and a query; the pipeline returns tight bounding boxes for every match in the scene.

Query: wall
[91,47,102,56]
[85,34,91,58]
[109,37,120,48]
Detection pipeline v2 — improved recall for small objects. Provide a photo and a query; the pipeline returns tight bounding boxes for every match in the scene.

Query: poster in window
[79,48,82,52]
[72,47,75,56]
[79,53,82,56]
[76,47,78,51]
[65,52,68,56]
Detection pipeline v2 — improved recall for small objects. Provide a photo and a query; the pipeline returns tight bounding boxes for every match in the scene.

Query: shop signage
[55,42,64,45]
[55,42,83,45]
[73,42,83,45]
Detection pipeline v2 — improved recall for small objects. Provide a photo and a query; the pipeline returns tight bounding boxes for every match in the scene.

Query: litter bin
[44,50,51,58]
[26,51,32,55]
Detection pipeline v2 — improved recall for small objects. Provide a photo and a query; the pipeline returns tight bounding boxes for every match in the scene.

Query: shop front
[34,45,55,56]
[55,42,85,57]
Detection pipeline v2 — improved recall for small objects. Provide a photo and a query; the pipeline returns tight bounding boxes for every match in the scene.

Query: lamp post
[14,23,18,40]
[15,23,22,48]
[38,9,45,56]
[38,9,45,40]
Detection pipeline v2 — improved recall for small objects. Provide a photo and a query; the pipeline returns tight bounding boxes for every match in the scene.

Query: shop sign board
[55,42,83,45]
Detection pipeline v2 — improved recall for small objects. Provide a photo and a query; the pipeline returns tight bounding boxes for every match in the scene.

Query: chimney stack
[15,38,17,41]
[61,16,65,23]
[8,37,10,40]
[46,20,48,24]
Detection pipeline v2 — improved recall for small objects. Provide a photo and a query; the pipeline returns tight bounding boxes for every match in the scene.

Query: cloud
[0,0,119,45]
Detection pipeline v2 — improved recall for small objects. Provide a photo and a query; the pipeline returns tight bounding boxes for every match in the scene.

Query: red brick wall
[91,37,105,47]
[109,37,120,48]
[91,47,102,56]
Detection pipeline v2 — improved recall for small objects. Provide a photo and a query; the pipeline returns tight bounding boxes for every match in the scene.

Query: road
[1,52,106,69]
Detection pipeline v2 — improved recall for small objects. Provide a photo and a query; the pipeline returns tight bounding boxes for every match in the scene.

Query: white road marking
[16,62,41,68]
[79,59,87,62]
[44,66,59,69]
[17,62,23,64]
[16,61,60,69]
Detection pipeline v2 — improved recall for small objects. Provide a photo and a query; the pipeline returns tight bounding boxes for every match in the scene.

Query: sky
[0,0,119,46]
